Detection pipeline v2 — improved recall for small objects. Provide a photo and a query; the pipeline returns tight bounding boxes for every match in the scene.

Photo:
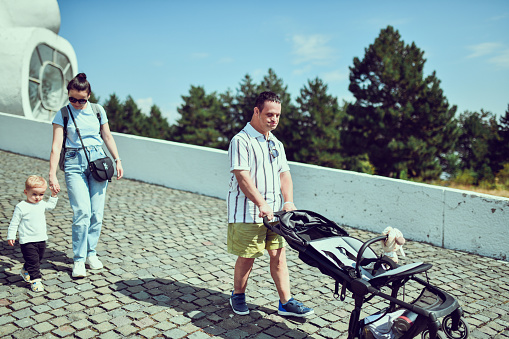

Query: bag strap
[61,107,68,149]
[66,105,93,166]
[90,103,102,133]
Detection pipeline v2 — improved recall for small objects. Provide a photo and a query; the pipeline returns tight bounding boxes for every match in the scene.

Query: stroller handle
[262,215,276,228]
[356,235,387,278]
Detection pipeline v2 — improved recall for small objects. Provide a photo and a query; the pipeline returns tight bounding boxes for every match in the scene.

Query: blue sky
[57,1,509,124]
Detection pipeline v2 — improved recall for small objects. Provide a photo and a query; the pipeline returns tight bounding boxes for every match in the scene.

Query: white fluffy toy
[382,227,406,263]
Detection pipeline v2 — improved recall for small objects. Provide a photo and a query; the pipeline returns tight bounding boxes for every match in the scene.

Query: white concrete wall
[1,112,508,260]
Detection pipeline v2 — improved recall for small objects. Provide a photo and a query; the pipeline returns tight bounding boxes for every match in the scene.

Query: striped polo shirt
[227,123,290,223]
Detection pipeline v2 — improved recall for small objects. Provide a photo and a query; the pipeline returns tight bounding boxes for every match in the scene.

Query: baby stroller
[263,210,469,339]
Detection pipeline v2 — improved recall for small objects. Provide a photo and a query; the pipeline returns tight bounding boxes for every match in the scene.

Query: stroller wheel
[421,330,447,339]
[441,316,470,339]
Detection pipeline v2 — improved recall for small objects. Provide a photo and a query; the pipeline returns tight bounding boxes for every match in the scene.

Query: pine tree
[233,75,260,132]
[294,78,345,168]
[496,104,509,165]
[146,105,172,140]
[122,96,149,136]
[173,86,228,149]
[88,91,100,104]
[344,26,459,180]
[219,90,238,143]
[103,94,124,133]
[456,110,499,183]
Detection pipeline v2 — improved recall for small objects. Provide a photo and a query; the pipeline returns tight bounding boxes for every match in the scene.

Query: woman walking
[48,73,123,278]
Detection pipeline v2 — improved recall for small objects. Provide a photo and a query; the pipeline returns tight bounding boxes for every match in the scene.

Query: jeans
[64,146,108,262]
[20,241,46,280]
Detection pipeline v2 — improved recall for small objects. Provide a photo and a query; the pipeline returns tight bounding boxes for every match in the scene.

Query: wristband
[283,202,294,205]
[114,158,121,162]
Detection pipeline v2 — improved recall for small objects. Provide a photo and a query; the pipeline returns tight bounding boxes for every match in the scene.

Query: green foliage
[103,94,124,133]
[231,74,260,133]
[343,25,459,181]
[293,78,346,168]
[496,163,509,188]
[145,105,172,140]
[454,169,476,186]
[172,86,229,149]
[123,96,149,136]
[455,110,499,184]
[492,105,509,171]
[88,91,100,104]
[103,94,172,141]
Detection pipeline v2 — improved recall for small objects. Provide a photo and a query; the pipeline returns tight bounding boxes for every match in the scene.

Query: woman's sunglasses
[69,97,88,104]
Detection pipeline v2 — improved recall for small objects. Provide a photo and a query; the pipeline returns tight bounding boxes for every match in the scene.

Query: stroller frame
[264,210,469,339]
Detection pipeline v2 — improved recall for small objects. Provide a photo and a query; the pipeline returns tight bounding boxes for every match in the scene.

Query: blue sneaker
[278,298,314,317]
[230,291,249,315]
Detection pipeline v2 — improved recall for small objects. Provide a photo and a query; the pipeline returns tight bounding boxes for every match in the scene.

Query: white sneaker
[72,261,86,278]
[86,255,103,269]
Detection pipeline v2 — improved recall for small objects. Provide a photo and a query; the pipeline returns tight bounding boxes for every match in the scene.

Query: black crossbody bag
[66,105,114,182]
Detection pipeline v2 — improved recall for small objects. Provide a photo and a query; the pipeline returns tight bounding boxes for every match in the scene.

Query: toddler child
[7,175,58,292]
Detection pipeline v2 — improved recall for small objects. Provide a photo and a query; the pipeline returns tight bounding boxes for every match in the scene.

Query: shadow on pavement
[0,241,70,286]
[113,278,310,338]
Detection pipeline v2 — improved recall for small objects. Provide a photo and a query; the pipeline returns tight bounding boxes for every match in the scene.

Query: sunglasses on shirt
[68,97,88,104]
[268,140,279,158]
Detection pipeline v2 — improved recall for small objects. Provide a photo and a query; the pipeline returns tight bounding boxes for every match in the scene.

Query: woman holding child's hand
[49,73,123,279]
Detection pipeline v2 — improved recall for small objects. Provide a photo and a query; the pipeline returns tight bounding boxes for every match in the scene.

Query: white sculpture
[0,0,78,121]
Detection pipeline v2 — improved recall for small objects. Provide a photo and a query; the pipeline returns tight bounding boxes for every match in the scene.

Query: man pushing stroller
[226,91,314,317]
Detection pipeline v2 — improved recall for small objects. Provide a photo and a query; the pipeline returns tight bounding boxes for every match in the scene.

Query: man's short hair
[25,175,47,190]
[255,91,281,112]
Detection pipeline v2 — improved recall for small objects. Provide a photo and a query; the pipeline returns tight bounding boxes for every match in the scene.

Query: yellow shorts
[227,222,287,258]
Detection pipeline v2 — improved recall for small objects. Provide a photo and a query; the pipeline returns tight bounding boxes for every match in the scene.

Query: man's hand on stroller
[282,202,296,212]
[259,203,274,221]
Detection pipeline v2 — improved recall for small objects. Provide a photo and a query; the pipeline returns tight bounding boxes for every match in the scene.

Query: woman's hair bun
[77,73,87,80]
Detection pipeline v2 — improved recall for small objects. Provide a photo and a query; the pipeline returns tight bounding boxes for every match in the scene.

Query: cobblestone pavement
[1,149,508,339]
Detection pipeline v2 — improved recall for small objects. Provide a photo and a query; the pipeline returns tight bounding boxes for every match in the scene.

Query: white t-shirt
[227,123,290,223]
[52,103,108,149]
[7,197,58,244]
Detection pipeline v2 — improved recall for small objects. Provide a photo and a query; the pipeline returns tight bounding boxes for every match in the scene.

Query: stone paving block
[71,319,94,330]
[0,315,15,325]
[93,321,116,333]
[101,301,121,311]
[133,317,156,328]
[52,325,76,337]
[50,316,71,327]
[32,312,53,323]
[15,317,37,328]
[32,304,53,314]
[163,328,188,338]
[115,324,138,336]
[33,321,57,334]
[11,308,36,319]
[187,331,213,339]
[0,323,18,336]
[74,328,98,339]
[11,328,40,339]
[10,300,32,311]
[137,327,161,338]
[110,315,131,327]
[46,299,67,309]
[225,328,250,339]
[154,320,177,331]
